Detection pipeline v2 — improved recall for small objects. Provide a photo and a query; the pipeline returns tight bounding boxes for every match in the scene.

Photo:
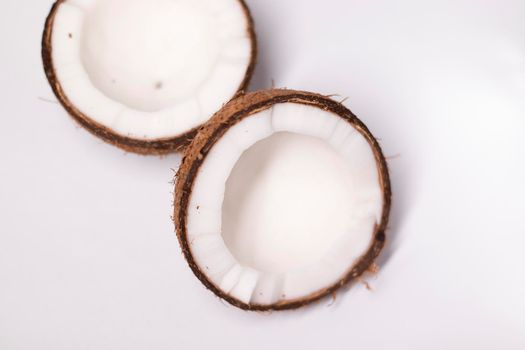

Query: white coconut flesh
[50,0,252,139]
[187,103,384,305]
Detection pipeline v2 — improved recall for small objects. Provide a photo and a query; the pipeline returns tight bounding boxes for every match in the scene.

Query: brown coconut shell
[174,89,392,311]
[41,0,257,155]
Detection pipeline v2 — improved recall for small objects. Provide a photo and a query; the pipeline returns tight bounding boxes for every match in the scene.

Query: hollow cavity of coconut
[42,0,256,154]
[174,90,391,311]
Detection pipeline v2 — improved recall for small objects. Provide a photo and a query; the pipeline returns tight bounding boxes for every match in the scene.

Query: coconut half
[42,0,256,154]
[174,90,391,311]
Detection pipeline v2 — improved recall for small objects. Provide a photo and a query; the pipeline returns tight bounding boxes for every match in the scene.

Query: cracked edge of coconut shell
[41,0,258,155]
[174,89,392,311]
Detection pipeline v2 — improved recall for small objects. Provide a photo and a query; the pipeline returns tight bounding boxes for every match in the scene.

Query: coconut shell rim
[41,0,258,155]
[174,89,392,311]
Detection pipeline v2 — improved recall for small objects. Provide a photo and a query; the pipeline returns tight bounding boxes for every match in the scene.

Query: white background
[1,0,524,349]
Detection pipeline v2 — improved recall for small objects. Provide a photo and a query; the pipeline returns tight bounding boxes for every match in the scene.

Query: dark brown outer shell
[174,89,392,311]
[41,0,258,155]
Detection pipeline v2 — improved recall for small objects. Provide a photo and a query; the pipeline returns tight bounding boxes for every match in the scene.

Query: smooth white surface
[223,132,378,274]
[187,103,382,304]
[1,0,524,349]
[52,0,251,139]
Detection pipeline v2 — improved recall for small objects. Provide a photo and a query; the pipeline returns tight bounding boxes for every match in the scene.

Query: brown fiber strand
[174,89,392,311]
[41,0,257,155]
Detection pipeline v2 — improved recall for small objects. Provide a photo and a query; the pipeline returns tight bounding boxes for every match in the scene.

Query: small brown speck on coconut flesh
[174,89,391,311]
[42,0,257,155]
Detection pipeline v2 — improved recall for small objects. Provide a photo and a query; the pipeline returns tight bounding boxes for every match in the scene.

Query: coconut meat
[187,103,384,305]
[51,0,252,139]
